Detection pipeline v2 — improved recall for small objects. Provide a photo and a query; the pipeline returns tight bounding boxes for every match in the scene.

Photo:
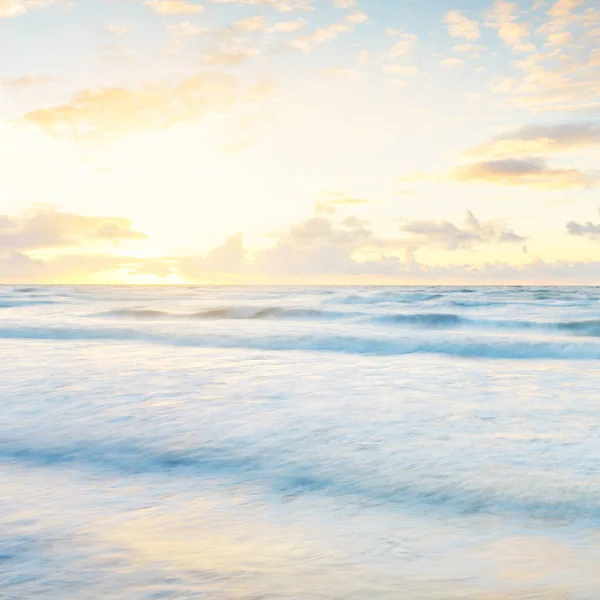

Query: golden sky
[1,0,599,283]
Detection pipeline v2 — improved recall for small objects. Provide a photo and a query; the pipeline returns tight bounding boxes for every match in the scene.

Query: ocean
[1,285,600,599]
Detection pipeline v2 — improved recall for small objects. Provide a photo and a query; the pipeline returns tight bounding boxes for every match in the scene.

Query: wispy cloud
[399,211,525,250]
[465,122,600,157]
[289,11,368,52]
[1,74,56,86]
[21,73,253,139]
[452,157,595,188]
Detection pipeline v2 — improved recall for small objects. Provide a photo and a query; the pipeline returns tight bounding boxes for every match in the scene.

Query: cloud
[179,233,245,277]
[466,121,600,157]
[443,10,481,41]
[269,18,306,32]
[142,0,204,15]
[452,157,595,188]
[289,12,367,51]
[453,43,482,58]
[567,209,600,241]
[486,0,536,52]
[384,34,418,59]
[168,20,202,36]
[315,193,369,216]
[400,259,600,285]
[382,64,418,75]
[209,0,313,12]
[106,25,131,36]
[202,42,261,66]
[332,0,355,7]
[256,214,406,276]
[234,14,268,31]
[1,74,56,87]
[549,0,584,18]
[0,206,146,254]
[399,211,525,250]
[546,31,571,46]
[176,212,403,278]
[0,206,159,283]
[325,67,363,83]
[567,221,600,240]
[0,0,61,18]
[440,57,463,69]
[21,73,247,139]
[541,0,584,33]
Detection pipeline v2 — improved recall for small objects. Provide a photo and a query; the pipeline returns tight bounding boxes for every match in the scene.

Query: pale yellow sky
[1,0,599,283]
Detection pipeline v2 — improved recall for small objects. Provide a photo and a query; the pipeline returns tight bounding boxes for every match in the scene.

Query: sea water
[1,285,600,599]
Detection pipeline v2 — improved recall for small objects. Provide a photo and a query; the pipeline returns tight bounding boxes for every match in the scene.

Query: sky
[0,0,599,284]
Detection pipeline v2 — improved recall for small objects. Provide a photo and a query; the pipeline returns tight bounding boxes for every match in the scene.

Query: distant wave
[99,307,351,320]
[378,313,464,327]
[0,300,57,308]
[329,293,443,305]
[2,325,600,358]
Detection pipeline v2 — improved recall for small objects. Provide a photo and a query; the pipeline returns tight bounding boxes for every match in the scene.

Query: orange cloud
[0,0,62,18]
[0,206,146,253]
[22,73,247,139]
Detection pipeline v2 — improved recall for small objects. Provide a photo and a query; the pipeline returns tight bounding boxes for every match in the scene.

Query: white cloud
[443,10,481,40]
[385,34,418,59]
[269,18,305,32]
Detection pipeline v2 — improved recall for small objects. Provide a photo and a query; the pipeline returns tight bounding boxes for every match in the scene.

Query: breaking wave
[96,307,600,339]
[2,325,600,359]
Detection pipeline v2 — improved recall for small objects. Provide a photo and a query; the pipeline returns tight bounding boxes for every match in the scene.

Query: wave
[378,313,464,327]
[0,300,57,308]
[377,313,600,337]
[2,437,599,520]
[330,293,443,305]
[99,306,350,320]
[2,325,600,358]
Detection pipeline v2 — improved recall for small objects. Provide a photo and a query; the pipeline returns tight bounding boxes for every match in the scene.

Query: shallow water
[2,285,600,599]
